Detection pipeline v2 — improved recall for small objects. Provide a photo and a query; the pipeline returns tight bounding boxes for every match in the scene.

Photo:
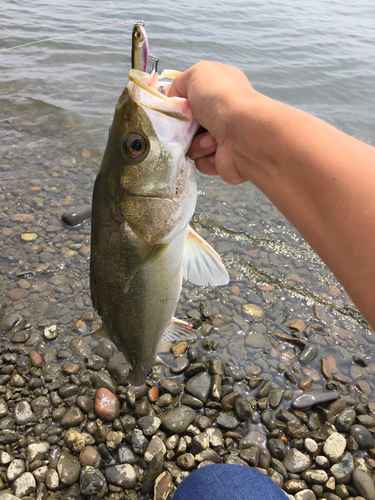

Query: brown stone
[74,320,87,334]
[81,311,95,322]
[148,387,160,403]
[172,342,187,355]
[7,288,28,300]
[30,351,43,367]
[11,330,30,343]
[332,326,352,340]
[326,356,338,374]
[321,359,331,380]
[309,333,327,346]
[10,213,35,223]
[356,380,371,395]
[286,319,306,331]
[76,396,94,413]
[94,388,120,422]
[246,365,262,376]
[79,246,90,258]
[62,362,82,375]
[333,373,351,384]
[298,376,312,391]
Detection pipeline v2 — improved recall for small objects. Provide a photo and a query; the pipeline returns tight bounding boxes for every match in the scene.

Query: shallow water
[1,1,375,391]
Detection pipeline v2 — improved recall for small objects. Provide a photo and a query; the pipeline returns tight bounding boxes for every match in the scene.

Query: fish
[90,68,229,386]
[131,23,149,72]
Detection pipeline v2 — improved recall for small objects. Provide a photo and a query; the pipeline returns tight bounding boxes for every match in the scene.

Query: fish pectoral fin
[123,243,169,294]
[156,353,178,369]
[162,317,196,343]
[183,226,230,286]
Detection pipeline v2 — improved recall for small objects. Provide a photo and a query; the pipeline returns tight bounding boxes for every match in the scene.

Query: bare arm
[170,61,375,330]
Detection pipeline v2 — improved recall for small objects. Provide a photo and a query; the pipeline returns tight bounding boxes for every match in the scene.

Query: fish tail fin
[127,369,146,387]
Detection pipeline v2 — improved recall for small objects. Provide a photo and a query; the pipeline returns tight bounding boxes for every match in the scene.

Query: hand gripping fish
[90,69,229,386]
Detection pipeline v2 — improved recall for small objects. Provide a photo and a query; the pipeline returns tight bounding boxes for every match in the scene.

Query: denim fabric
[173,464,287,500]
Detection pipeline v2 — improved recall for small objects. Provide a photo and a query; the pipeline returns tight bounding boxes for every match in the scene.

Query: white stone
[283,448,311,473]
[45,469,59,491]
[323,433,346,463]
[44,325,58,340]
[315,455,330,468]
[27,442,50,462]
[144,435,166,463]
[32,465,49,484]
[7,459,25,482]
[0,451,13,465]
[304,437,318,454]
[0,399,8,418]
[294,490,316,500]
[11,472,36,498]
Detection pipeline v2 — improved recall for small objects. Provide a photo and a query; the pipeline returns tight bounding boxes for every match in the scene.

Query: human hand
[169,61,254,184]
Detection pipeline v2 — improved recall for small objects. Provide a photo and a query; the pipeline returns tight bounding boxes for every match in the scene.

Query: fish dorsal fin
[183,227,229,286]
[162,317,196,343]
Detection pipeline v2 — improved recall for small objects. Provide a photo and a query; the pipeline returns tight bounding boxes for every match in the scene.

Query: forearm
[232,95,375,328]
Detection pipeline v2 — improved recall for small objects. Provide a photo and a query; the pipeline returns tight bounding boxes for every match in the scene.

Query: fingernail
[199,133,215,149]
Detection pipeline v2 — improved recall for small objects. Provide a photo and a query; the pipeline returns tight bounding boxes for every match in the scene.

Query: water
[1,1,375,382]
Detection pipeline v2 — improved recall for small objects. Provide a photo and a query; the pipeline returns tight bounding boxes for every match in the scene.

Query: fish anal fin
[183,226,229,286]
[161,317,196,343]
[92,326,112,341]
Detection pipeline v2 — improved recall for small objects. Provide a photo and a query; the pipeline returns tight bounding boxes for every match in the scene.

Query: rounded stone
[159,405,196,434]
[80,446,103,468]
[323,433,346,463]
[43,325,58,340]
[94,388,120,422]
[60,407,85,429]
[64,429,86,453]
[283,448,311,473]
[57,449,81,486]
[80,466,107,497]
[352,468,375,500]
[349,424,374,449]
[11,472,36,498]
[242,304,265,320]
[104,464,136,488]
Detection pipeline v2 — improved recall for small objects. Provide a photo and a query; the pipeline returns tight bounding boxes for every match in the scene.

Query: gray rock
[13,401,37,426]
[216,413,239,430]
[352,468,375,500]
[283,448,311,473]
[160,406,196,434]
[0,313,19,334]
[298,345,318,364]
[106,352,129,385]
[349,424,374,448]
[30,396,50,416]
[130,429,149,455]
[269,389,284,409]
[144,436,166,463]
[60,407,85,429]
[294,490,316,500]
[79,466,107,497]
[185,373,211,403]
[71,338,92,359]
[116,445,139,465]
[91,370,117,394]
[137,416,161,436]
[330,451,354,483]
[291,390,339,410]
[0,430,17,445]
[58,384,80,398]
[57,449,81,486]
[11,472,36,498]
[335,408,356,432]
[94,340,114,360]
[104,464,136,488]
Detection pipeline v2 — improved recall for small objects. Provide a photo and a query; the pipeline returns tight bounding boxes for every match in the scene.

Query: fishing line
[0,20,145,53]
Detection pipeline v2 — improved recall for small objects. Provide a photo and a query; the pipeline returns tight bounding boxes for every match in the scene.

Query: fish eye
[134,31,141,39]
[123,133,148,159]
